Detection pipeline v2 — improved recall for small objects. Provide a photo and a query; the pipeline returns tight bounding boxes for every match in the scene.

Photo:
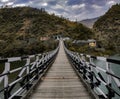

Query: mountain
[0,7,93,57]
[93,4,120,54]
[79,17,99,28]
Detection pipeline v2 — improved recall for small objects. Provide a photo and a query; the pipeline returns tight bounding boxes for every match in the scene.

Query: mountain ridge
[79,17,99,28]
[93,4,120,54]
[0,6,93,57]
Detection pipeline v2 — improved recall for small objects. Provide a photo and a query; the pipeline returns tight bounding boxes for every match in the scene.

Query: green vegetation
[64,4,120,56]
[0,6,93,57]
[64,23,94,40]
[93,4,120,54]
[65,40,114,56]
[0,39,58,57]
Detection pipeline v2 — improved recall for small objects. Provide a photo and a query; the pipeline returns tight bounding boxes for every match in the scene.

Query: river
[0,55,120,99]
[93,55,120,99]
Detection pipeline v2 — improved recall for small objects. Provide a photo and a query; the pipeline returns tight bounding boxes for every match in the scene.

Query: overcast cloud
[0,0,120,21]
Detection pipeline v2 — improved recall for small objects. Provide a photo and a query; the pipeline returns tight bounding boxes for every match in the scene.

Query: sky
[0,0,120,21]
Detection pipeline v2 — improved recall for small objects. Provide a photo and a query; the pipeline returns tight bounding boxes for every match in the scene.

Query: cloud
[6,2,14,6]
[1,0,9,2]
[53,4,63,9]
[48,1,57,5]
[107,1,116,5]
[67,0,82,6]
[42,2,48,6]
[14,0,29,4]
[92,4,102,9]
[13,3,26,7]
[0,0,120,21]
[72,3,85,9]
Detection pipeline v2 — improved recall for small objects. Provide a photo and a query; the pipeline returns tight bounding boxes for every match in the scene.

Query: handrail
[0,45,59,99]
[64,43,120,99]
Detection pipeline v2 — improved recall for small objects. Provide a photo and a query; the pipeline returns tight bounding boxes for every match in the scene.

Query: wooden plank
[29,41,93,99]
[30,97,92,99]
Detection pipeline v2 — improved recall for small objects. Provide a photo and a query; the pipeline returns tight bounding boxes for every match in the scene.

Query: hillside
[80,17,99,28]
[0,7,93,57]
[93,4,120,54]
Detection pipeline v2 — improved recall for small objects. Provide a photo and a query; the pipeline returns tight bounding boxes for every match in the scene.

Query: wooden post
[35,55,39,79]
[4,62,10,99]
[26,58,30,90]
[106,62,114,99]
[89,57,94,89]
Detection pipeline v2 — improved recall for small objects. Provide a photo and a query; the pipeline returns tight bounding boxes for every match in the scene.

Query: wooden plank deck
[29,41,93,99]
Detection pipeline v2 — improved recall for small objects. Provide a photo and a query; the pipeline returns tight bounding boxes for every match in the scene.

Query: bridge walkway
[29,41,93,99]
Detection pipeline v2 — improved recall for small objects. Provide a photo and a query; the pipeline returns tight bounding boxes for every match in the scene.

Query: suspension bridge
[0,40,120,99]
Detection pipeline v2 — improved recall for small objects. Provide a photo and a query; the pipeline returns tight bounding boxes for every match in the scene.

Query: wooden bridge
[0,40,120,99]
[29,41,94,99]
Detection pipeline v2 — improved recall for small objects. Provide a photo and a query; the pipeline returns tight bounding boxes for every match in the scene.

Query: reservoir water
[0,55,120,99]
[93,55,120,99]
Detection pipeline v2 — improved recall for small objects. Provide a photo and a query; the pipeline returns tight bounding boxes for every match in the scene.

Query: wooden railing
[0,46,59,99]
[64,44,120,99]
